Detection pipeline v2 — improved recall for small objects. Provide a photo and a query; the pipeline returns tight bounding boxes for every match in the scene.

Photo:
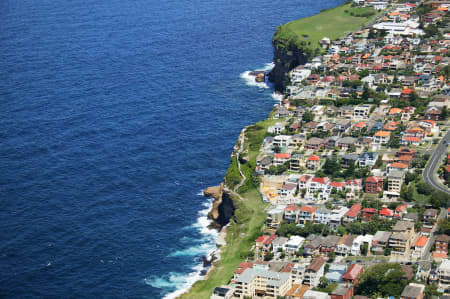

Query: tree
[361,243,369,256]
[328,251,336,262]
[425,282,442,298]
[441,108,448,120]
[416,181,433,195]
[355,263,406,297]
[302,110,314,123]
[264,251,274,261]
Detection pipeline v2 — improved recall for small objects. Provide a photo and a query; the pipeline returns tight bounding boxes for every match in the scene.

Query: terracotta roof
[395,204,408,212]
[375,131,391,137]
[362,208,377,213]
[312,177,329,185]
[346,204,362,218]
[354,122,367,128]
[330,181,346,188]
[390,162,408,169]
[285,204,301,212]
[415,236,428,247]
[366,176,383,183]
[389,108,403,114]
[380,208,394,217]
[307,256,326,272]
[343,264,363,280]
[300,206,317,213]
[433,252,448,258]
[274,153,291,159]
[308,155,320,161]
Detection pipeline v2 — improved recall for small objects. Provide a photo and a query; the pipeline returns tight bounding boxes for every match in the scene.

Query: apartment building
[234,268,291,298]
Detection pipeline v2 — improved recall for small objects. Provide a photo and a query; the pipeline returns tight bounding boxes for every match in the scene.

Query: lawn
[274,3,381,51]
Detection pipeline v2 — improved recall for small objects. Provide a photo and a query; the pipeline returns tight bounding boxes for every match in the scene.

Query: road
[423,130,450,195]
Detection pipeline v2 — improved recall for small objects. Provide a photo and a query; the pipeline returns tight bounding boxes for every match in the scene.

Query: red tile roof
[330,181,346,188]
[366,176,383,183]
[312,177,329,185]
[346,204,362,218]
[362,208,377,213]
[274,153,291,159]
[285,204,301,212]
[343,264,364,280]
[415,236,428,247]
[395,204,408,213]
[300,206,317,213]
[308,155,320,161]
[380,208,394,217]
[390,162,408,169]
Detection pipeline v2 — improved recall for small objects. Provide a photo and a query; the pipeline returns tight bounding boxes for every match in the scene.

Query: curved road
[423,130,450,194]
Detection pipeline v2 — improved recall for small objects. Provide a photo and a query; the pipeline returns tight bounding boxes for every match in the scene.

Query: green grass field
[274,3,380,50]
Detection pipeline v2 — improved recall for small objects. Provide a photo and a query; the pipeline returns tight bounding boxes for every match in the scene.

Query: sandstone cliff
[205,183,235,229]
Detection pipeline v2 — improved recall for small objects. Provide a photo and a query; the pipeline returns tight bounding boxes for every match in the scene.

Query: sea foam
[240,62,274,89]
[148,191,218,298]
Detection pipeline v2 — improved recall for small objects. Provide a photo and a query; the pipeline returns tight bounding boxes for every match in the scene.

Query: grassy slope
[179,118,278,299]
[275,3,380,50]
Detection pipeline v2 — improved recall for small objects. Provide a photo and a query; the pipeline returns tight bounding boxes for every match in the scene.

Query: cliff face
[269,35,311,92]
[205,183,235,229]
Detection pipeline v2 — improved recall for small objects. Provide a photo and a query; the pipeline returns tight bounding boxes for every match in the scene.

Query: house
[435,235,450,258]
[331,284,353,299]
[425,106,442,121]
[305,138,325,150]
[387,162,408,175]
[423,209,438,225]
[365,176,384,194]
[373,131,391,145]
[290,154,304,172]
[351,235,373,256]
[336,235,355,256]
[320,235,341,253]
[412,236,429,259]
[372,231,392,255]
[298,206,316,225]
[234,261,254,279]
[272,237,288,253]
[342,263,364,285]
[284,204,301,223]
[338,138,357,151]
[303,256,326,287]
[268,122,286,134]
[359,152,378,168]
[273,135,291,149]
[341,154,359,168]
[344,204,362,223]
[390,221,415,256]
[361,208,377,222]
[234,268,291,298]
[267,206,285,228]
[306,155,320,170]
[304,234,324,256]
[346,179,362,192]
[335,119,352,132]
[329,207,349,231]
[273,153,291,166]
[400,283,425,299]
[438,259,450,290]
[395,204,408,218]
[285,236,305,255]
[386,170,404,200]
[257,156,273,172]
[290,262,309,284]
[279,183,298,201]
[314,207,332,225]
[256,235,278,254]
[284,284,309,299]
[303,290,329,299]
[211,286,234,299]
[353,104,371,119]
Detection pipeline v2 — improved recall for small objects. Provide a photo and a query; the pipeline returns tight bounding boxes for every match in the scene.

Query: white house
[285,236,305,255]
[351,234,373,256]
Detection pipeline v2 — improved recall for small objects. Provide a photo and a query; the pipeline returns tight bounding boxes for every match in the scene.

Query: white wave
[146,190,219,298]
[271,91,283,102]
[145,263,205,299]
[240,62,275,89]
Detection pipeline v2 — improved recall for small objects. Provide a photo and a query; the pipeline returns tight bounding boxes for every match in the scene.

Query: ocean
[0,0,344,298]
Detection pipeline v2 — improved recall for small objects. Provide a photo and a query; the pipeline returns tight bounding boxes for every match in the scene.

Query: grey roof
[322,235,341,248]
[391,232,409,241]
[332,284,351,296]
[374,231,391,243]
[342,154,359,160]
[339,137,357,145]
[404,212,419,221]
[389,170,405,179]
[401,284,425,298]
[360,152,378,159]
[272,237,288,246]
[236,268,290,287]
[393,220,414,232]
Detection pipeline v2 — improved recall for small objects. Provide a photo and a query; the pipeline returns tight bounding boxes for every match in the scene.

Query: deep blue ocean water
[0,0,344,297]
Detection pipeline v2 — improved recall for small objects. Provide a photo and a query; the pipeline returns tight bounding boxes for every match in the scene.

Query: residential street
[423,130,450,195]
